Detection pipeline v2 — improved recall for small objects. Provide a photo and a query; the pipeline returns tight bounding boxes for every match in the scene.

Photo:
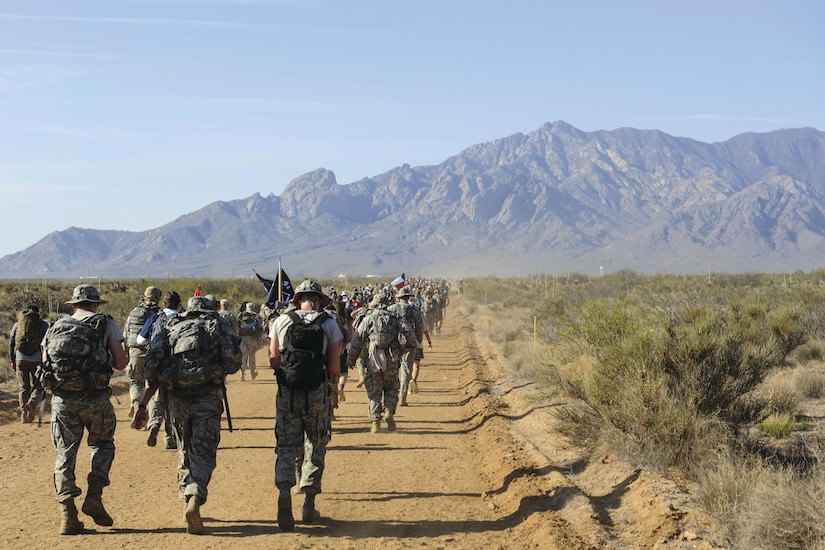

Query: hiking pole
[222,380,233,432]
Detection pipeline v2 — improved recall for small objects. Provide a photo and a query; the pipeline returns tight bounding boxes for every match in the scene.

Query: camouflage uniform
[388,289,428,403]
[43,285,126,535]
[51,388,119,504]
[347,295,417,431]
[143,296,241,534]
[270,308,342,494]
[123,287,162,415]
[168,384,225,503]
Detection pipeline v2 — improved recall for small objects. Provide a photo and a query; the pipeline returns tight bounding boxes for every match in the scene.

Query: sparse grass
[757,413,796,438]
[793,368,825,399]
[461,271,825,549]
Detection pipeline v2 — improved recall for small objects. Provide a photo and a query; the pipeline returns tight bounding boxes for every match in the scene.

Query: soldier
[8,304,49,423]
[269,280,342,531]
[347,293,417,433]
[40,285,127,535]
[388,287,432,405]
[133,295,241,535]
[238,302,263,380]
[218,299,238,337]
[123,286,162,418]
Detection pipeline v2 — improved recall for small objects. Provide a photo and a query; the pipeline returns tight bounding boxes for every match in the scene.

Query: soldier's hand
[10,361,16,371]
[131,405,148,430]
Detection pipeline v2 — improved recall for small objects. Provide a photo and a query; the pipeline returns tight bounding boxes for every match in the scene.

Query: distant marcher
[238,302,263,380]
[388,287,431,405]
[347,293,417,433]
[39,285,127,535]
[123,286,162,418]
[219,299,239,338]
[134,295,241,534]
[9,305,49,423]
[269,279,342,531]
[135,290,181,450]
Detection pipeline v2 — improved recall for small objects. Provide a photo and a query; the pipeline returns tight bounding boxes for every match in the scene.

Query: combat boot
[60,499,85,535]
[277,489,294,532]
[399,395,408,407]
[82,489,114,526]
[370,419,381,434]
[385,410,396,432]
[185,495,204,535]
[302,492,320,524]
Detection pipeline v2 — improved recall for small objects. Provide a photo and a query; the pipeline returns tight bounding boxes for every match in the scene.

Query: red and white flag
[391,273,405,289]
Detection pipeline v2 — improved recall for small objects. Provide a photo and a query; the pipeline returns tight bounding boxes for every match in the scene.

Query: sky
[1,0,823,259]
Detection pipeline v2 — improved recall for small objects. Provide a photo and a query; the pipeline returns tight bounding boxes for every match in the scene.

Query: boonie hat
[66,285,107,305]
[144,286,162,302]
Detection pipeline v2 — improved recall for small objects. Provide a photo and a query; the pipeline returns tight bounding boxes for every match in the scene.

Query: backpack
[124,303,159,348]
[369,309,398,350]
[238,310,262,338]
[276,311,329,390]
[159,314,235,388]
[15,309,44,356]
[39,314,113,392]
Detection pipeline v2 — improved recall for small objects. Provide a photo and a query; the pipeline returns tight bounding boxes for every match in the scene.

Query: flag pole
[278,254,283,303]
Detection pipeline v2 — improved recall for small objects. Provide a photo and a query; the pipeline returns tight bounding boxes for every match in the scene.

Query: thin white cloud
[0,13,337,32]
[0,48,145,60]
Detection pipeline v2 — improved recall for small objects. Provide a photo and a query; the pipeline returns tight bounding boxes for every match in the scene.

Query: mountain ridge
[3,121,825,279]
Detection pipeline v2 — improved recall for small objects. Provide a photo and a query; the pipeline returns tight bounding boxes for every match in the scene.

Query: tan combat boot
[60,499,85,535]
[370,419,380,434]
[385,410,396,431]
[82,492,113,526]
[185,496,204,535]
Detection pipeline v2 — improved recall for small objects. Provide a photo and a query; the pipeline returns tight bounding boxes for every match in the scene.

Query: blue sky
[1,0,822,260]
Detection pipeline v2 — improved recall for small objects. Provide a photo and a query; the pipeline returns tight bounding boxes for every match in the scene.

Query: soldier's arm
[269,336,281,370]
[326,340,342,377]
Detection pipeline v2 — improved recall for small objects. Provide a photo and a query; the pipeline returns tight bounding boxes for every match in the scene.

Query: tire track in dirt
[0,306,606,549]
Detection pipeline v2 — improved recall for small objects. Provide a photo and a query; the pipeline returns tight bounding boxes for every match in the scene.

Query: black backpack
[276,311,329,390]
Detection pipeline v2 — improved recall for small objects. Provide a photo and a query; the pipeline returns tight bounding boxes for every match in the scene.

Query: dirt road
[0,306,719,549]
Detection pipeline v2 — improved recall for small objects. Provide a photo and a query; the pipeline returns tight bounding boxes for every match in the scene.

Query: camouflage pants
[239,337,259,375]
[147,385,176,446]
[168,386,223,504]
[50,389,117,503]
[274,383,331,494]
[16,358,44,411]
[398,350,415,398]
[126,348,147,405]
[365,364,400,420]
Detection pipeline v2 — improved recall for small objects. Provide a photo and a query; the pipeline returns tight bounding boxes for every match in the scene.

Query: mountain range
[2,120,825,280]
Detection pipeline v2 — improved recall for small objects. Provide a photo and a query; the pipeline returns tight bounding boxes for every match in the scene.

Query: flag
[194,285,201,296]
[255,268,294,307]
[391,272,406,289]
[254,271,274,293]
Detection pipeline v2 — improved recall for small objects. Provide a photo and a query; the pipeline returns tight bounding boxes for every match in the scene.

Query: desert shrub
[548,296,807,472]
